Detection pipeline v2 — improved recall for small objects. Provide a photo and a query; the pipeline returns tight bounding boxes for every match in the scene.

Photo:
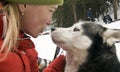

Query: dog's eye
[73,28,80,32]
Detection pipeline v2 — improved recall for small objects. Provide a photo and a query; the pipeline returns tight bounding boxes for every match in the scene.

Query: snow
[31,34,57,61]
[103,20,120,29]
[115,43,120,62]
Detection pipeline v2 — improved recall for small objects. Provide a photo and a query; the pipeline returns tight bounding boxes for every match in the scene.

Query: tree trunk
[112,0,118,20]
[81,0,86,20]
[71,0,77,22]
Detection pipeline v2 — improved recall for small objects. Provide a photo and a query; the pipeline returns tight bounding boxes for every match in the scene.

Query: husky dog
[51,22,120,72]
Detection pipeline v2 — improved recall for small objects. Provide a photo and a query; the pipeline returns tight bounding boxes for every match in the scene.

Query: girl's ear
[17,4,26,15]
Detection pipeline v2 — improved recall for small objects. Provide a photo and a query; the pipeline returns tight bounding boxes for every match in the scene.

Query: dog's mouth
[51,33,68,49]
[52,38,65,45]
[51,30,64,44]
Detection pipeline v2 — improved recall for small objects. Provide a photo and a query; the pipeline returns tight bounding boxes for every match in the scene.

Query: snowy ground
[31,34,57,61]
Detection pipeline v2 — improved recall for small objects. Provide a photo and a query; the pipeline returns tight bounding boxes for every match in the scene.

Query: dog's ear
[102,29,120,46]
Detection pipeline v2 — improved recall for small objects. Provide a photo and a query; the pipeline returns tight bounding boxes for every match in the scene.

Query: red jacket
[43,55,65,72]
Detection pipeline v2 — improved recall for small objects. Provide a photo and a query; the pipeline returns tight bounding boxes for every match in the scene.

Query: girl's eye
[73,28,80,32]
[49,10,54,13]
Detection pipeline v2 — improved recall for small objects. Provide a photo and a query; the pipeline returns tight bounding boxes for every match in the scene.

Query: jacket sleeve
[43,55,65,72]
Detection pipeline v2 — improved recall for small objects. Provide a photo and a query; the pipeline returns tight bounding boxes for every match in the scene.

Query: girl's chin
[31,31,41,38]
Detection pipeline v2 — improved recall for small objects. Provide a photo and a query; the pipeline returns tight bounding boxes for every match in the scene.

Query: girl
[0,0,65,72]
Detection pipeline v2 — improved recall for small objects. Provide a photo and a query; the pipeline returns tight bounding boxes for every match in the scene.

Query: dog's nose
[51,28,56,31]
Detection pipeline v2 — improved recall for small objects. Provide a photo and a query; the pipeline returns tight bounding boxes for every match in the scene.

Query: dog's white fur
[51,21,120,72]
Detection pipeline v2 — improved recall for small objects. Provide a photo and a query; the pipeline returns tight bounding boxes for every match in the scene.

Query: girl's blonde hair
[0,3,20,60]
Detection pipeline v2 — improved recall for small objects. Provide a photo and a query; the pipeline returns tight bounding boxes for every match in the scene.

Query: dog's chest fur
[65,50,88,72]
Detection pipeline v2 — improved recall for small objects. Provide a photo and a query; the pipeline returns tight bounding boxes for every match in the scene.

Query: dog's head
[51,22,120,53]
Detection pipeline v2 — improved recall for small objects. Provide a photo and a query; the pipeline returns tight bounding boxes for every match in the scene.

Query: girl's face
[18,4,58,38]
